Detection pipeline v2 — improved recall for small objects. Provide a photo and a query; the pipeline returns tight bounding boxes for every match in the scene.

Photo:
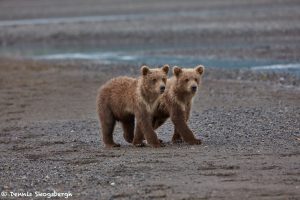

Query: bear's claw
[189,139,202,145]
[105,143,121,148]
[172,138,183,144]
[134,142,146,147]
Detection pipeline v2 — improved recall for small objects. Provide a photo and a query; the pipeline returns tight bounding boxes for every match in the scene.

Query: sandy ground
[0,0,300,199]
[0,59,299,199]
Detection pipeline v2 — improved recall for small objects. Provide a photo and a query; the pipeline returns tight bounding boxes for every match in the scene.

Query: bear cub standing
[97,65,169,148]
[150,65,205,145]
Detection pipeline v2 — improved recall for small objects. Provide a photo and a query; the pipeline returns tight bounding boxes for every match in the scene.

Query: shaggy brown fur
[96,65,169,148]
[150,65,205,144]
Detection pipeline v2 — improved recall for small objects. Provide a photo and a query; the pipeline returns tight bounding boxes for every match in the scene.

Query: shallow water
[35,51,287,69]
[1,43,299,75]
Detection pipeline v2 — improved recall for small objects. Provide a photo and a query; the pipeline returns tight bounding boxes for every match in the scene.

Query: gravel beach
[0,0,300,199]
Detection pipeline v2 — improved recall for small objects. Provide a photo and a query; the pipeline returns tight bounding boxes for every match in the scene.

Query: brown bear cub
[96,65,169,148]
[150,65,205,145]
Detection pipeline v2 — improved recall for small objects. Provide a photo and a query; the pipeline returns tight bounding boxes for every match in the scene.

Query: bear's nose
[191,86,197,92]
[160,86,165,93]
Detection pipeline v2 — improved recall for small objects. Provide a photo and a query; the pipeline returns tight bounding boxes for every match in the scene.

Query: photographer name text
[1,191,72,198]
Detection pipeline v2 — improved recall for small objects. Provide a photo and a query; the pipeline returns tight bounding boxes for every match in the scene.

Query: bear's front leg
[132,124,146,147]
[170,107,202,145]
[152,117,168,144]
[135,121,162,148]
[133,110,162,148]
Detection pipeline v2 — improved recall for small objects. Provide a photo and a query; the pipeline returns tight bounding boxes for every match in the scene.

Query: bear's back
[99,76,138,110]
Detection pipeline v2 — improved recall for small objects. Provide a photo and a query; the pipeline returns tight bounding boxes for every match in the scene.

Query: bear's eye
[152,78,157,82]
[195,78,198,82]
[162,78,166,82]
[185,78,189,82]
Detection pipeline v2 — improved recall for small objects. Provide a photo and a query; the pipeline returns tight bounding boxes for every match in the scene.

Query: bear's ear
[195,65,205,75]
[173,66,182,77]
[161,64,169,74]
[141,65,150,76]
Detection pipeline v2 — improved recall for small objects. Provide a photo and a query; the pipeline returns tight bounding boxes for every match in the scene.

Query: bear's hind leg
[121,119,134,143]
[172,128,183,144]
[152,118,167,130]
[99,108,120,148]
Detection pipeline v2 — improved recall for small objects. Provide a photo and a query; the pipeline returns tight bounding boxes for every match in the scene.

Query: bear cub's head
[141,64,169,95]
[173,65,205,95]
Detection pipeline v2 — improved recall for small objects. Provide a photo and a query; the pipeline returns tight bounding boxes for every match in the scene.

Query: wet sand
[1,0,300,63]
[0,0,300,199]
